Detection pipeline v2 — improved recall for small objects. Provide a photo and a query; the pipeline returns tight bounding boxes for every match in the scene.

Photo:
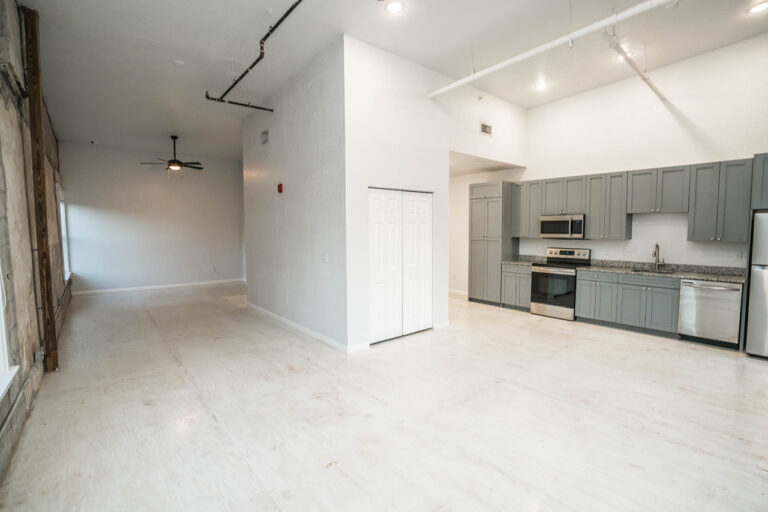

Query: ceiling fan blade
[183,164,203,170]
[182,161,202,166]
[140,162,167,165]
[157,158,169,162]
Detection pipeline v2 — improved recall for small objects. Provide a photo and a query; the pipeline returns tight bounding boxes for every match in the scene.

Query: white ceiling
[26,0,768,160]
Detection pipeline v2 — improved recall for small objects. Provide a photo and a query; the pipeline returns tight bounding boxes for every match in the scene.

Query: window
[56,184,71,280]
[0,260,18,398]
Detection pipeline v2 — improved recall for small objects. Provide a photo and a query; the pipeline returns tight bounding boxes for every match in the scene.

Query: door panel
[595,282,618,323]
[469,199,487,238]
[657,166,690,213]
[585,175,605,240]
[369,189,403,343]
[617,284,646,328]
[645,287,679,333]
[542,179,564,215]
[468,239,486,300]
[687,163,720,242]
[747,267,768,356]
[501,273,518,306]
[402,192,433,335]
[564,176,586,214]
[717,159,753,243]
[752,213,768,264]
[517,274,532,309]
[575,280,596,319]
[527,182,542,238]
[627,169,657,214]
[485,197,503,238]
[484,239,502,303]
[605,172,630,240]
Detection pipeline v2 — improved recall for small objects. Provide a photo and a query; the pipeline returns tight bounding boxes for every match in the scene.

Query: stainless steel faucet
[652,243,664,271]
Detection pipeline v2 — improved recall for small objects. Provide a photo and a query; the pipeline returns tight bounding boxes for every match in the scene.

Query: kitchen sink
[632,268,676,275]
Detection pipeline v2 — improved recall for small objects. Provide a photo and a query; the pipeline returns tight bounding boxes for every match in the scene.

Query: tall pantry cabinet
[468,182,519,303]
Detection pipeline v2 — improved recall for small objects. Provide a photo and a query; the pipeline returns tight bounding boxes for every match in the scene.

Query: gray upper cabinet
[656,166,690,213]
[605,172,632,240]
[542,179,564,215]
[564,176,587,214]
[688,162,720,242]
[542,177,586,215]
[717,159,753,243]
[627,169,657,214]
[752,153,768,210]
[628,166,689,214]
[585,172,631,240]
[688,159,753,243]
[518,181,542,238]
[470,183,502,199]
[585,175,606,240]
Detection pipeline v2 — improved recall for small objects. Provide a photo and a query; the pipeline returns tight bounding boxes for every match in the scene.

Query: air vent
[480,123,493,136]
[261,130,269,144]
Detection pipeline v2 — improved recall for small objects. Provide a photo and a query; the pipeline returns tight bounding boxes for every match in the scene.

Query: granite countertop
[577,265,747,284]
[501,260,533,266]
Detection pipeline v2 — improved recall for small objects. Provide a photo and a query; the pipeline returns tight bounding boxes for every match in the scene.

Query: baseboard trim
[247,303,368,355]
[72,278,246,296]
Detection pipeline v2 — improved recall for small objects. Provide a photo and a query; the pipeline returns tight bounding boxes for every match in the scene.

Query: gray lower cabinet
[752,153,768,209]
[468,239,486,300]
[485,239,502,303]
[628,166,690,214]
[502,265,532,308]
[617,284,648,328]
[576,273,618,322]
[585,173,631,240]
[616,275,680,333]
[688,159,753,243]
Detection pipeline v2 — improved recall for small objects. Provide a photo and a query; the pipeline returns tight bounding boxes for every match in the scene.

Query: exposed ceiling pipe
[426,0,678,99]
[604,31,667,102]
[205,0,304,111]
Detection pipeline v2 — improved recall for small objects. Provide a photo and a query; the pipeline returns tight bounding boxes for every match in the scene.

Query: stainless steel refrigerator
[747,212,768,356]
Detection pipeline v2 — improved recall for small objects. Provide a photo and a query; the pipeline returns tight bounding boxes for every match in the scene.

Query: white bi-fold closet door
[369,189,433,344]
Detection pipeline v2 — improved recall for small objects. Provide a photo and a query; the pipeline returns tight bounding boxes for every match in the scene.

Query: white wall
[242,38,348,347]
[62,143,244,292]
[343,35,528,348]
[449,169,524,294]
[519,33,768,267]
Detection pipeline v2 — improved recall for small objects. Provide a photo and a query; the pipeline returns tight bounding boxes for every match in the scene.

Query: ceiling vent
[481,123,493,136]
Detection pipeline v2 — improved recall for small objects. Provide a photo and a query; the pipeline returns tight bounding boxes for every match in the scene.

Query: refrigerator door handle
[754,265,768,270]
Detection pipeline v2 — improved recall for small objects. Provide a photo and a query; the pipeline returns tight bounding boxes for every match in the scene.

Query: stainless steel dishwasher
[678,280,743,346]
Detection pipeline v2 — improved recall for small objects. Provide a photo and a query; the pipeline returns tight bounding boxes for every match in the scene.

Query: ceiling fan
[140,135,203,176]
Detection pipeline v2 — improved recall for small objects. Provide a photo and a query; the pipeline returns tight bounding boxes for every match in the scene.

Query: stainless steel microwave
[540,215,585,239]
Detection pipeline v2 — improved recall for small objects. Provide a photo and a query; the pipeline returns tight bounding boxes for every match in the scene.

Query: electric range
[530,248,591,321]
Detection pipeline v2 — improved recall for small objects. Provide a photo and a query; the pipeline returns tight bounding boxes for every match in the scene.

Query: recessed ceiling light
[535,79,549,91]
[172,59,185,67]
[383,1,405,14]
[748,1,768,14]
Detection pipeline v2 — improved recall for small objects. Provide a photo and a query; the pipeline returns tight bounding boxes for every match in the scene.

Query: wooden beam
[21,7,57,372]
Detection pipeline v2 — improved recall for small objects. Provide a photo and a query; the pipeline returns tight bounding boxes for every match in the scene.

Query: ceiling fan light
[384,1,405,14]
[168,163,182,171]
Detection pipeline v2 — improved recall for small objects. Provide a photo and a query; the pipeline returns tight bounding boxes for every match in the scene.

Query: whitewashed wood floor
[1,283,766,511]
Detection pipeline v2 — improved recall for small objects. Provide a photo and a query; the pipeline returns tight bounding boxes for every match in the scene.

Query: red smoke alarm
[277,183,283,194]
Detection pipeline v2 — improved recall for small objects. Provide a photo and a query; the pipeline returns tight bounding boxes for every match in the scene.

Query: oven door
[530,267,577,320]
[540,216,572,239]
